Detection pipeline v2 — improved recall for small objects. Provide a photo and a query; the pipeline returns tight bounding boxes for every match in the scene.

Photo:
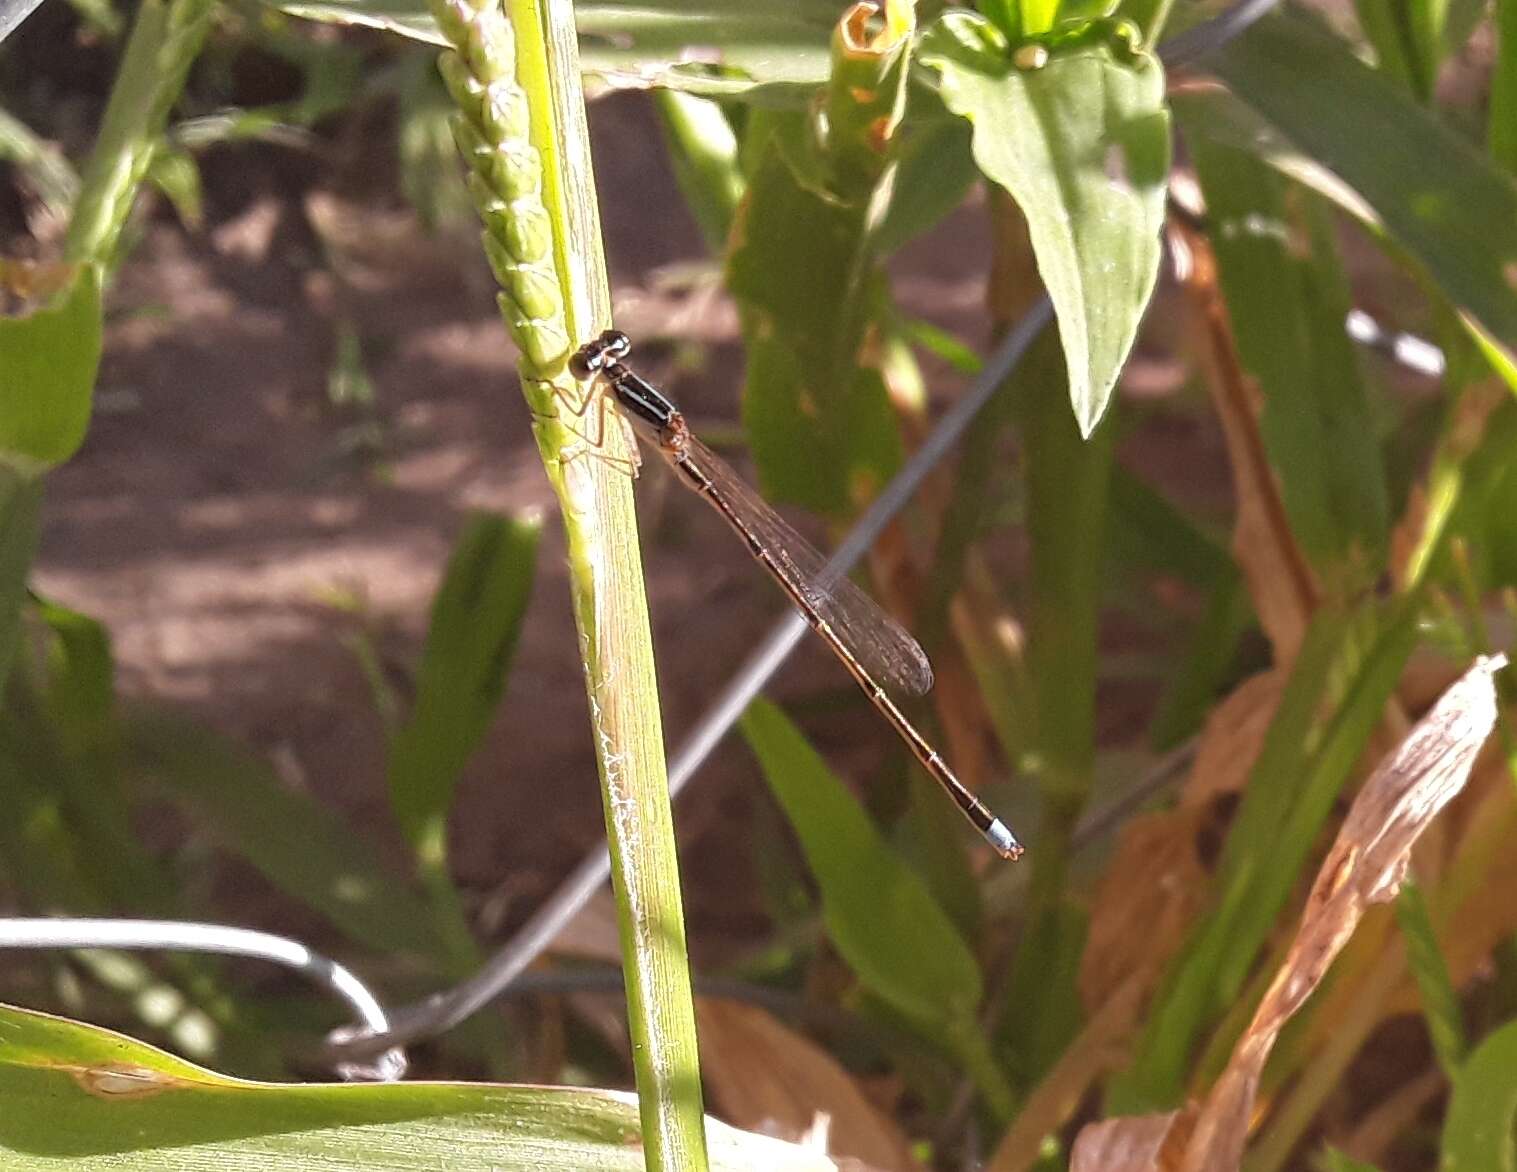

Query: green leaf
[920,13,1170,435]
[1394,880,1466,1076]
[1196,9,1517,376]
[1185,136,1388,573]
[145,147,203,229]
[0,266,102,467]
[739,699,984,1031]
[0,466,42,697]
[122,708,446,961]
[998,899,1086,1088]
[1114,602,1418,1110]
[1496,0,1517,175]
[387,511,540,849]
[0,1004,833,1171]
[729,147,904,515]
[872,99,980,257]
[1443,1017,1517,1171]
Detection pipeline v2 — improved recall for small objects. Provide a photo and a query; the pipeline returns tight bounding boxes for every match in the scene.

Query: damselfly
[570,330,1022,860]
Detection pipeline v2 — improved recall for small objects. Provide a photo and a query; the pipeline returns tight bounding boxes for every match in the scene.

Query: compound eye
[568,346,598,380]
[604,329,632,359]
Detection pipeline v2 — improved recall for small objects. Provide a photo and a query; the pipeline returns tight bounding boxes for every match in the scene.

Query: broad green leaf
[920,13,1170,435]
[386,512,540,849]
[267,0,838,102]
[1198,9,1517,376]
[122,708,446,961]
[0,466,41,696]
[1185,136,1388,573]
[739,699,983,1031]
[0,1004,832,1171]
[0,265,102,467]
[1443,1016,1517,1171]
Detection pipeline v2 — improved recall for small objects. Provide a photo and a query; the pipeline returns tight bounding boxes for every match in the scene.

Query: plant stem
[64,0,214,266]
[429,0,708,1165]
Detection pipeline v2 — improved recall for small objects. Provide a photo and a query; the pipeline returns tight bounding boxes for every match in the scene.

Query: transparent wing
[678,434,935,697]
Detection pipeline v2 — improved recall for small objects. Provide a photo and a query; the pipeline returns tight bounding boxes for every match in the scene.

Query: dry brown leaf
[1080,671,1282,1014]
[1070,1105,1195,1172]
[1172,222,1317,661]
[1070,656,1503,1172]
[695,998,923,1172]
[1181,670,1285,806]
[1079,807,1212,1012]
[1176,655,1503,1172]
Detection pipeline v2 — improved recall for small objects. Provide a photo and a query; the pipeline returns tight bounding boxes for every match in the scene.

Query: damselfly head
[569,329,633,380]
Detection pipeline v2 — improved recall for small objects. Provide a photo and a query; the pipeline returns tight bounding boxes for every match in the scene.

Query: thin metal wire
[0,917,406,1079]
[330,0,1284,1063]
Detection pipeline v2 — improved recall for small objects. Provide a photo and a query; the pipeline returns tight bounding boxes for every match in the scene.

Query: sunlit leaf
[739,699,983,1031]
[0,1004,835,1171]
[1443,1015,1517,1171]
[0,265,102,468]
[920,13,1170,435]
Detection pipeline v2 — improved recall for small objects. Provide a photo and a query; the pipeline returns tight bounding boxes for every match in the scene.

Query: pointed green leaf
[920,13,1170,435]
[0,266,102,468]
[0,1004,832,1171]
[387,511,540,847]
[739,699,983,1031]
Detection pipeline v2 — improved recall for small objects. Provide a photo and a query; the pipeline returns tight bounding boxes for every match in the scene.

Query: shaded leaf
[122,707,446,961]
[0,265,102,468]
[920,13,1170,434]
[739,699,983,1031]
[0,1003,836,1171]
[1193,10,1517,374]
[1185,137,1388,574]
[0,466,41,696]
[696,998,923,1172]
